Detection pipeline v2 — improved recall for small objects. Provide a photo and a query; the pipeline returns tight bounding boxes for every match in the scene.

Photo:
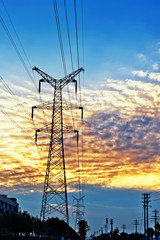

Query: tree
[33,216,42,236]
[46,217,67,237]
[78,220,90,240]
[147,228,154,240]
[155,222,160,240]
[113,228,119,240]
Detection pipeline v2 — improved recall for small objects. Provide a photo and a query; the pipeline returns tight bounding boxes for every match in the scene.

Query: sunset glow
[1,72,160,193]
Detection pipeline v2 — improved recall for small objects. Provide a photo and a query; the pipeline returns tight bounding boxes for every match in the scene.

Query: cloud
[136,53,147,65]
[131,70,148,78]
[1,73,160,193]
[148,72,160,82]
[152,63,159,70]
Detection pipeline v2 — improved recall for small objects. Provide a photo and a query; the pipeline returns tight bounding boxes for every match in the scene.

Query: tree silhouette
[147,228,154,240]
[78,220,90,240]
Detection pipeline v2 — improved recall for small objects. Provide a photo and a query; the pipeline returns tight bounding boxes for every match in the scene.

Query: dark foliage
[77,220,90,240]
[94,232,144,240]
[0,211,80,240]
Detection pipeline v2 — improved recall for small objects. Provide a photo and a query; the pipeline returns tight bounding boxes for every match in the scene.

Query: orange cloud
[1,74,160,193]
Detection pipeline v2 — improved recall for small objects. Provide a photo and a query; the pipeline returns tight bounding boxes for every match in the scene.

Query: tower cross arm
[32,67,57,86]
[35,125,78,143]
[31,100,83,119]
[60,67,84,89]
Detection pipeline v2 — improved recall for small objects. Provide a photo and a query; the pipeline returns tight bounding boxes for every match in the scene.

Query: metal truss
[72,195,85,230]
[32,67,84,224]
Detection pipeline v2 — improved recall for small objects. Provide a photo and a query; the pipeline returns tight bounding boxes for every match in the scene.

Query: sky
[1,0,160,235]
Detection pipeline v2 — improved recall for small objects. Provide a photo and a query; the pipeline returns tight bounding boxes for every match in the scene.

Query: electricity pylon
[72,112,85,230]
[32,66,84,224]
[72,195,85,230]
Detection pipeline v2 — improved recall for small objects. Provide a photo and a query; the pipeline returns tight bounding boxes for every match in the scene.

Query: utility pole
[32,67,83,223]
[142,193,147,237]
[146,193,151,234]
[134,219,139,233]
[105,218,108,234]
[101,227,103,234]
[151,209,159,240]
[142,193,151,239]
[110,219,114,233]
[122,224,126,233]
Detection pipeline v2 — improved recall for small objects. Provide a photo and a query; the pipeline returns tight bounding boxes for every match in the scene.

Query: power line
[0,75,46,126]
[74,0,82,105]
[0,2,61,185]
[63,0,74,72]
[0,75,30,115]
[74,0,80,70]
[0,14,37,90]
[53,0,67,75]
[0,13,51,136]
[1,0,32,69]
[0,106,32,137]
[81,0,85,72]
[0,105,45,180]
[53,0,78,129]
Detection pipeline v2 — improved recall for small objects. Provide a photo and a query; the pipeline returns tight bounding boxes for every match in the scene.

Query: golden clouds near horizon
[0,76,160,193]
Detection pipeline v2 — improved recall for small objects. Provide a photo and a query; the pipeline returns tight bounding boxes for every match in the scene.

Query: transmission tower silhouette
[72,195,85,230]
[72,109,85,230]
[32,66,84,224]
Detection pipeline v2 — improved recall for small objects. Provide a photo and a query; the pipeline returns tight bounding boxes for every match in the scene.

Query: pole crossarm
[33,66,84,90]
[32,66,56,84]
[73,195,84,202]
[60,67,84,89]
[32,100,83,119]
[35,125,78,143]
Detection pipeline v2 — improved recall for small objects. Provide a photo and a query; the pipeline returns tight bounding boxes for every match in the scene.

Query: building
[0,194,19,214]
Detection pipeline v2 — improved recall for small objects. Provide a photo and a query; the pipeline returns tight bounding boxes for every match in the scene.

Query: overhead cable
[1,0,32,69]
[64,0,74,72]
[74,0,82,104]
[0,15,38,90]
[0,106,32,137]
[53,0,67,75]
[0,75,30,116]
[0,14,50,135]
[53,0,76,128]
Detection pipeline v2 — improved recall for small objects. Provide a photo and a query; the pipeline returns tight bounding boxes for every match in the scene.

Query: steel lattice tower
[73,195,85,230]
[32,66,84,224]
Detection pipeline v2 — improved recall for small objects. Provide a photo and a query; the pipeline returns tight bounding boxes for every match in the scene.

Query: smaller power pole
[134,219,139,233]
[101,227,103,234]
[146,193,151,234]
[122,224,126,233]
[151,209,159,240]
[110,219,114,233]
[142,193,147,237]
[142,193,151,239]
[105,218,108,234]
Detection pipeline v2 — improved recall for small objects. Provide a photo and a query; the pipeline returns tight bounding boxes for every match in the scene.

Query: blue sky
[1,0,160,236]
[1,0,160,82]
